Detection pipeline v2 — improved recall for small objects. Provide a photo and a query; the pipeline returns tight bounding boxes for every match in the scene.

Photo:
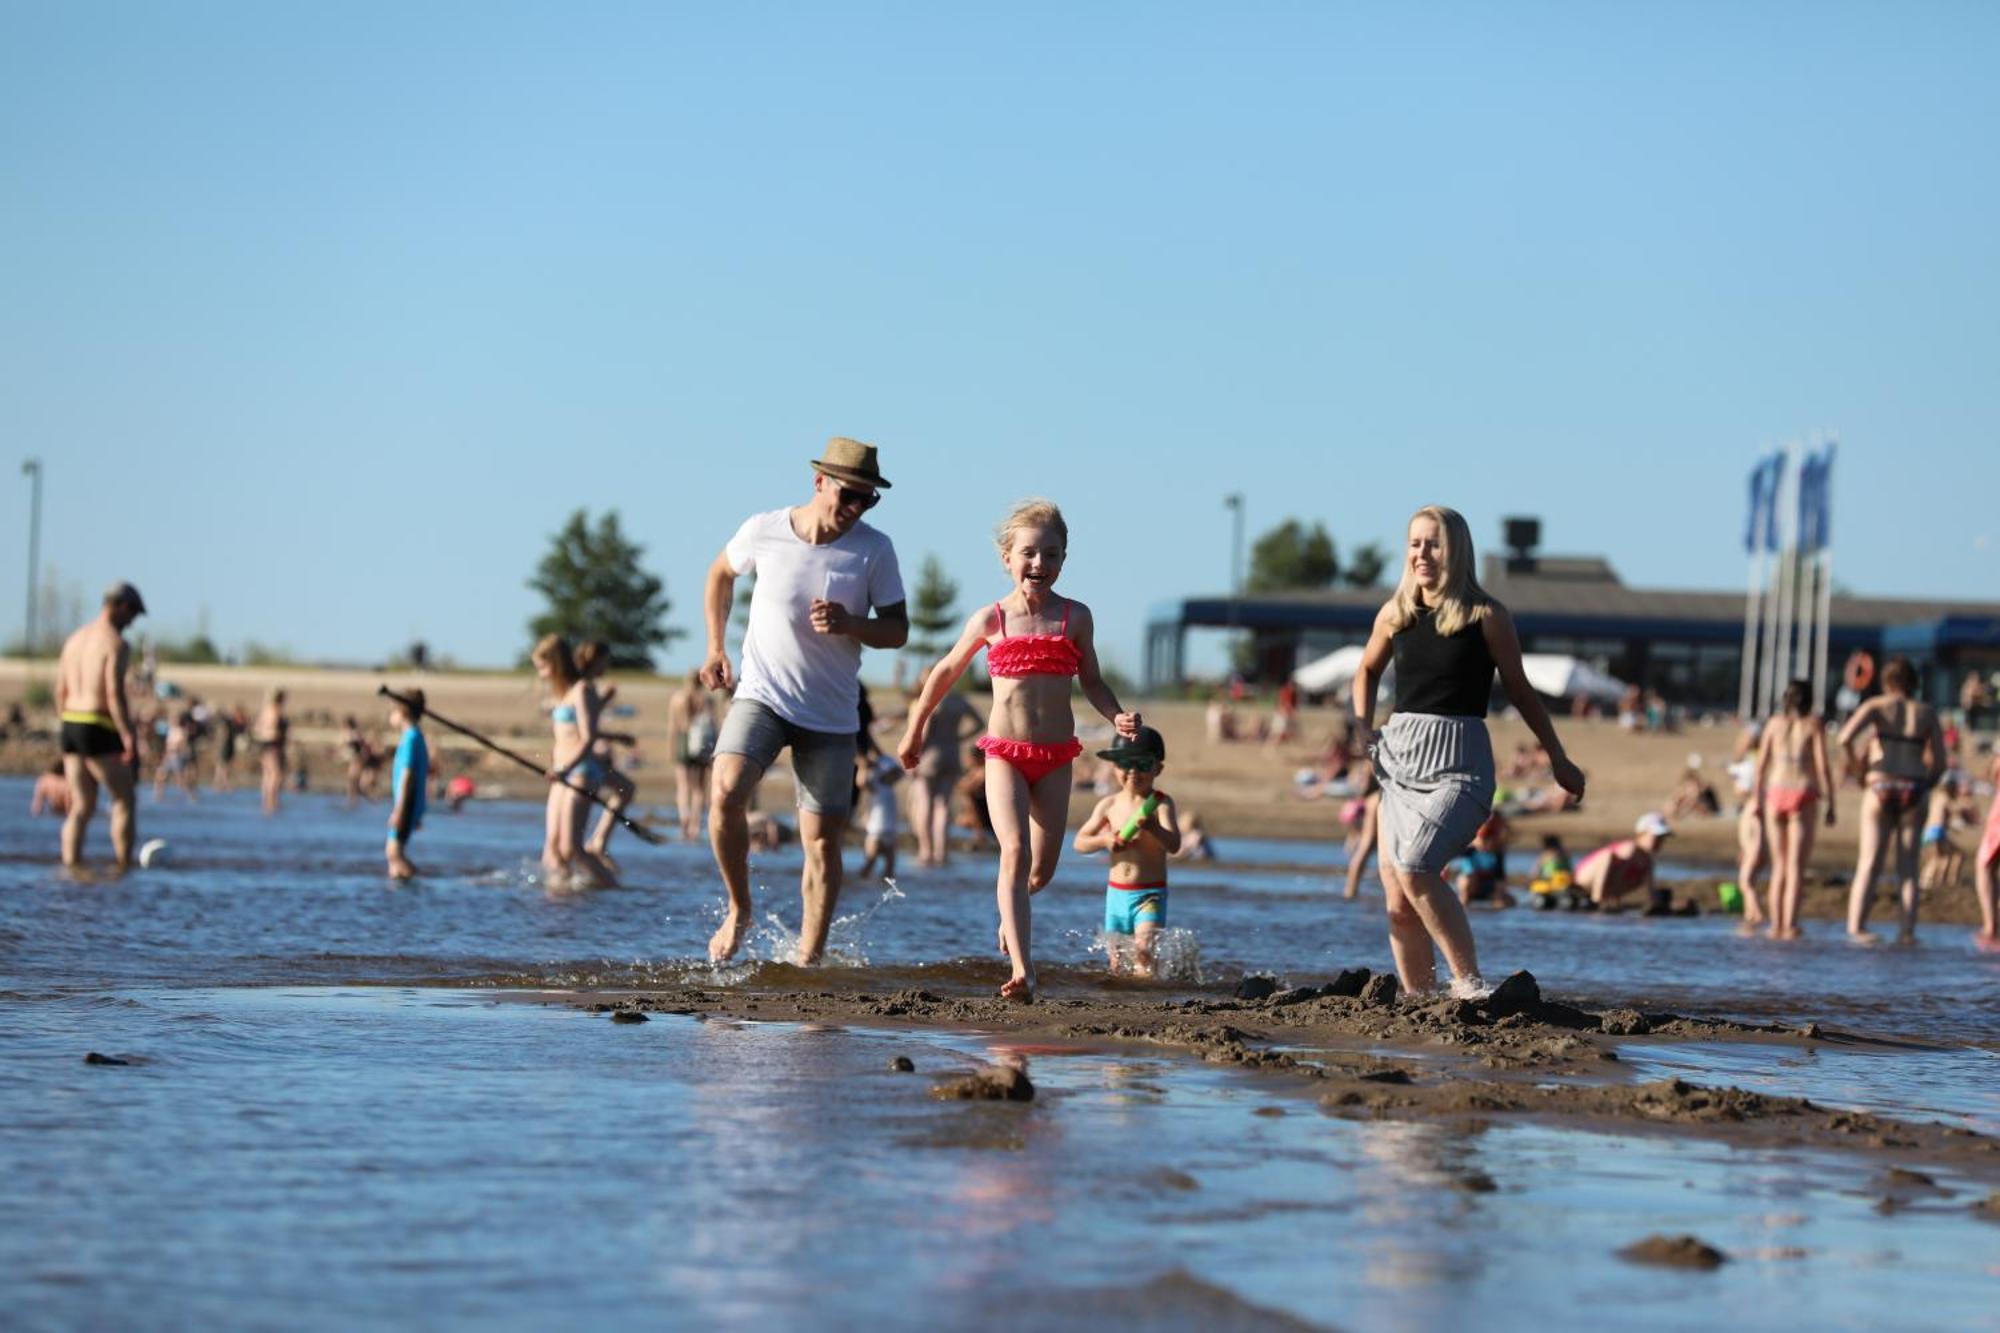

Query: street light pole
[20,458,42,658]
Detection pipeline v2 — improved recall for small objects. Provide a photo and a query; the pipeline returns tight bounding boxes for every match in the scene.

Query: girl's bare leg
[1784,814,1815,937]
[586,772,634,856]
[1847,795,1889,938]
[565,788,617,887]
[1739,807,1767,927]
[985,761,1035,999]
[1024,766,1072,894]
[542,785,567,883]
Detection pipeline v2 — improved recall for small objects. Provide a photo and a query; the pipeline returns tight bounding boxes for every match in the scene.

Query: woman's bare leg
[985,761,1035,999]
[1892,813,1921,942]
[1847,794,1889,938]
[1379,860,1436,993]
[1975,850,1999,942]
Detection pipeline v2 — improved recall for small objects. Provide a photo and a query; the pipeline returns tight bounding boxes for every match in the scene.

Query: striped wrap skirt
[1370,713,1495,876]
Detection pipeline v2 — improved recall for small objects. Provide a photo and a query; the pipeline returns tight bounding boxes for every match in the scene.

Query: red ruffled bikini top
[985,599,1082,679]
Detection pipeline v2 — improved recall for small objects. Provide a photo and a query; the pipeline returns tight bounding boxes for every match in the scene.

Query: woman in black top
[1835,655,1944,943]
[1352,506,1586,995]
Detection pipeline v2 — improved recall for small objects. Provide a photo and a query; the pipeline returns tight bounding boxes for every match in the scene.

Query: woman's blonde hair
[531,633,579,695]
[1386,505,1492,638]
[994,498,1068,556]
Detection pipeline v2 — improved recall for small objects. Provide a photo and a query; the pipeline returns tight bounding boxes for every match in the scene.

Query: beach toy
[1530,870,1572,895]
[1118,794,1161,841]
[138,838,170,869]
[1716,881,1744,914]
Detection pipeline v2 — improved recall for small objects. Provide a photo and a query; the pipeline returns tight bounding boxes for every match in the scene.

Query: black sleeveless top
[1392,603,1496,717]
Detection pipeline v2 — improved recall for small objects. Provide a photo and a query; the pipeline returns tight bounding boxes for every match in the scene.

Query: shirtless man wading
[55,582,147,871]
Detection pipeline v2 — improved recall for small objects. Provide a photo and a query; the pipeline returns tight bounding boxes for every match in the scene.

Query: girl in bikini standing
[1835,656,1945,943]
[897,499,1139,1001]
[1749,680,1836,939]
[531,634,617,889]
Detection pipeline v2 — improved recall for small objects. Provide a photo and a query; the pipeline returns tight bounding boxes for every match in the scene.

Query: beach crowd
[32,439,2000,1003]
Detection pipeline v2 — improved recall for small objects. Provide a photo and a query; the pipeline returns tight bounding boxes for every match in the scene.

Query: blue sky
[4,2,1996,679]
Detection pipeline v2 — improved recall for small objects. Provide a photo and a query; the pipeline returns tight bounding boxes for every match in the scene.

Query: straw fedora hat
[810,437,892,490]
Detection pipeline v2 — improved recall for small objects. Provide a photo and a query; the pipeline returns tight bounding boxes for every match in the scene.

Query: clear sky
[4,2,1996,679]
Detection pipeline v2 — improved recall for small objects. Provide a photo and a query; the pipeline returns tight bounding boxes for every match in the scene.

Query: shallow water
[4,987,1997,1332]
[6,779,1999,1327]
[5,780,1995,1048]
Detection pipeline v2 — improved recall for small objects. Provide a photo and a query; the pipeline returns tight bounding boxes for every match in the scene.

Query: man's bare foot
[999,969,1034,1003]
[709,912,749,962]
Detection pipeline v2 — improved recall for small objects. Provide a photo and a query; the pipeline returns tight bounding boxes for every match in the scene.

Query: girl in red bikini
[1749,680,1836,940]
[897,499,1140,1001]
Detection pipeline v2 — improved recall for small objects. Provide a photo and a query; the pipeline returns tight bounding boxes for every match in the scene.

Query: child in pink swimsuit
[898,499,1140,1001]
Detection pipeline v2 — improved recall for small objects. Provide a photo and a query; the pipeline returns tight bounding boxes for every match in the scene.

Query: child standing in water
[1073,726,1180,977]
[898,499,1139,1001]
[573,640,639,867]
[532,634,617,889]
[385,691,429,880]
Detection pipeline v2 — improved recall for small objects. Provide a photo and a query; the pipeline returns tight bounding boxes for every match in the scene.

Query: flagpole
[1739,545,1764,719]
[1758,452,1786,717]
[1771,446,1799,711]
[1792,441,1819,696]
[1813,440,1837,715]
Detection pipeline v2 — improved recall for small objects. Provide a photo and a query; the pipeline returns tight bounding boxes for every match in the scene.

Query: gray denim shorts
[714,699,856,818]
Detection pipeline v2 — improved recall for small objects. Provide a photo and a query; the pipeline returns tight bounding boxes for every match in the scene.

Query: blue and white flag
[1815,442,1835,549]
[1745,453,1776,554]
[1796,451,1821,552]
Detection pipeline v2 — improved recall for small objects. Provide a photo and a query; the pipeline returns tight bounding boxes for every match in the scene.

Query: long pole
[20,459,43,657]
[1758,453,1785,717]
[1814,441,1836,715]
[1738,544,1764,719]
[1223,493,1244,673]
[375,685,662,844]
[1771,444,1799,709]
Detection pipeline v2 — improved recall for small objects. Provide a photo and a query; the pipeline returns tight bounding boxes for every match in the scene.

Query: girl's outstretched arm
[1072,602,1140,738]
[896,609,995,770]
[1483,605,1586,800]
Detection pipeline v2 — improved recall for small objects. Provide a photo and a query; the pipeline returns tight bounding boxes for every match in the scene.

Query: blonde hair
[994,498,1069,556]
[1386,505,1492,638]
[531,633,579,696]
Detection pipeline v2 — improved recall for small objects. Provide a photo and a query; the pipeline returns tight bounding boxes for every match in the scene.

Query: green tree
[526,509,680,669]
[1344,541,1389,589]
[1247,519,1338,592]
[906,555,961,666]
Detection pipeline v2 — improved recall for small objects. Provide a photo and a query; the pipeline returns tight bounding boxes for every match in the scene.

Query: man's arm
[813,599,909,649]
[106,639,136,760]
[700,551,738,690]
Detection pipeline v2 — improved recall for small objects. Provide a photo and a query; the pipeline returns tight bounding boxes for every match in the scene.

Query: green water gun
[1118,794,1161,842]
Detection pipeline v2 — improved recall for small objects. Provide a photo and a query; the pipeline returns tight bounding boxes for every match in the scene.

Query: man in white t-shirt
[699,438,908,964]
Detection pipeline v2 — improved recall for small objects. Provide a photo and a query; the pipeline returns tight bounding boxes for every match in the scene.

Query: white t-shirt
[726,508,904,735]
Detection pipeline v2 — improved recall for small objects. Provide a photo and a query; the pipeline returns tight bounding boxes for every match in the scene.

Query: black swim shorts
[60,720,125,758]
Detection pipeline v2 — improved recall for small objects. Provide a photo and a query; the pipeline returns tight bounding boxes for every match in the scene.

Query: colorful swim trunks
[1104,880,1167,935]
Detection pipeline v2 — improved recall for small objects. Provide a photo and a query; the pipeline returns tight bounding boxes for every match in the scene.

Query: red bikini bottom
[977,735,1083,786]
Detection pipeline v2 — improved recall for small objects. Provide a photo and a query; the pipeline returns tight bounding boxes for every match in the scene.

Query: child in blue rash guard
[1073,727,1181,977]
[386,691,429,880]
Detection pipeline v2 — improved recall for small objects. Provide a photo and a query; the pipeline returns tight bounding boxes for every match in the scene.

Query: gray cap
[103,581,147,615]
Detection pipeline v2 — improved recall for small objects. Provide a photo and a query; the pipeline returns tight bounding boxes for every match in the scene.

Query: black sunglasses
[1115,759,1160,773]
[837,485,881,511]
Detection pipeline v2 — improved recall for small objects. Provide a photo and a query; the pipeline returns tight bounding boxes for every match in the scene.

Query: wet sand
[553,968,2000,1186]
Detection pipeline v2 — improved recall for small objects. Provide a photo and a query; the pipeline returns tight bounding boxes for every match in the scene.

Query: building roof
[1167,554,2000,642]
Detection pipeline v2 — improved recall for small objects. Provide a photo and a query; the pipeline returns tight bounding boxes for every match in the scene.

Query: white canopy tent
[1519,653,1628,703]
[1293,646,1625,704]
[1291,645,1378,695]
